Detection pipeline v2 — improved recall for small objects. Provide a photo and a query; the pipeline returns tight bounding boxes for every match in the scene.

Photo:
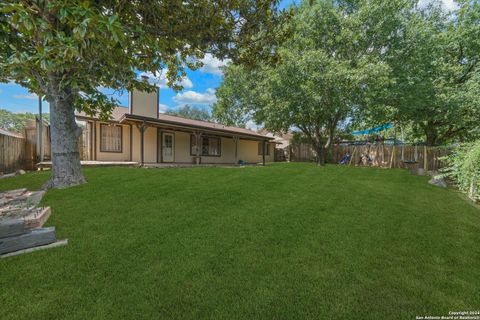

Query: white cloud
[442,0,457,11]
[245,120,259,131]
[173,88,217,106]
[139,70,193,89]
[206,88,216,94]
[158,103,169,113]
[199,54,231,76]
[14,93,37,100]
[418,0,458,11]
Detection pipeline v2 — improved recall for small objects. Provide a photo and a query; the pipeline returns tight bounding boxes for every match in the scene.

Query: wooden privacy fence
[1,120,90,174]
[289,144,315,162]
[0,132,26,174]
[332,144,451,171]
[290,142,452,171]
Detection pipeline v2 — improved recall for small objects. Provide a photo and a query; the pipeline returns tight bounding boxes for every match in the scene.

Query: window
[258,142,270,156]
[190,135,221,156]
[100,124,122,153]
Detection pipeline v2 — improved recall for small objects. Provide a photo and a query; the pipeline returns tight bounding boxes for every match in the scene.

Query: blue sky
[0,0,299,115]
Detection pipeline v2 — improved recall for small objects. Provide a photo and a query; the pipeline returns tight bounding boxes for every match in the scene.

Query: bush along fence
[440,141,480,203]
[289,142,452,172]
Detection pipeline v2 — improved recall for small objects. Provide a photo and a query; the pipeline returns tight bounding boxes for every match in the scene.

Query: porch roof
[76,106,273,141]
[118,113,274,141]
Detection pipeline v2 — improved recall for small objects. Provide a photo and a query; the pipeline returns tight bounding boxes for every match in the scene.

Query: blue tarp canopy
[352,123,393,135]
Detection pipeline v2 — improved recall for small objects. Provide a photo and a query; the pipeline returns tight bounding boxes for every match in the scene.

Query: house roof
[75,107,129,122]
[76,107,272,140]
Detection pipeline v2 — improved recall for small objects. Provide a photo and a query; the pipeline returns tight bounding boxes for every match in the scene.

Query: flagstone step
[0,189,60,256]
[0,227,56,255]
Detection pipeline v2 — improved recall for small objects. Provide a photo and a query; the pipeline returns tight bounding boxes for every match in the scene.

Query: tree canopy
[0,108,38,133]
[166,105,213,122]
[359,0,480,145]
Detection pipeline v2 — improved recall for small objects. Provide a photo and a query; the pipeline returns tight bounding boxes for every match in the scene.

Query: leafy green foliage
[0,108,38,132]
[441,141,480,202]
[359,1,480,145]
[166,105,213,122]
[0,0,287,117]
[213,65,259,128]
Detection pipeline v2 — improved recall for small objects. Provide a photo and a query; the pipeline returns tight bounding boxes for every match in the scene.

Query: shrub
[440,141,480,202]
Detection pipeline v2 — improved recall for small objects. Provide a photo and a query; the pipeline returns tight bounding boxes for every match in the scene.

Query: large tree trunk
[425,122,438,146]
[42,86,86,189]
[315,143,326,166]
[425,131,438,146]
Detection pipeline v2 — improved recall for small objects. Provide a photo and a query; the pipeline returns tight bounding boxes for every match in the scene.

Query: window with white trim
[100,124,122,153]
[190,135,221,156]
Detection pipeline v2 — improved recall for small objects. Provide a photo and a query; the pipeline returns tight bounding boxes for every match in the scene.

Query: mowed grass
[0,163,479,319]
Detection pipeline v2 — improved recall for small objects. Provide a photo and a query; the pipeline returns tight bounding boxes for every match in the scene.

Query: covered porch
[118,114,274,166]
[74,113,275,166]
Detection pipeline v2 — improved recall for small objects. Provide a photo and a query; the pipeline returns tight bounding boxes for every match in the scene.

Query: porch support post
[93,120,97,161]
[137,121,147,166]
[194,131,202,165]
[262,140,266,166]
[233,136,239,165]
[129,124,133,161]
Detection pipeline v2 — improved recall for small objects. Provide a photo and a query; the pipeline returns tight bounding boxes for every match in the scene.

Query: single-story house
[75,89,275,165]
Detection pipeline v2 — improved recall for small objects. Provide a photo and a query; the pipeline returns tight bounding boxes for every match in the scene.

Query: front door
[162,132,174,162]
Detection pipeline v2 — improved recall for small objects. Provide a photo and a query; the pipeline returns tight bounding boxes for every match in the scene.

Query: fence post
[424,145,428,171]
[390,145,396,168]
[349,147,356,166]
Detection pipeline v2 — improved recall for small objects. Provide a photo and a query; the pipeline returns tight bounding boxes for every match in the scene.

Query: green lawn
[0,163,479,319]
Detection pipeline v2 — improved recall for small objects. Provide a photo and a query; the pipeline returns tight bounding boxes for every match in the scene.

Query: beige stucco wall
[130,89,158,119]
[94,122,131,161]
[237,139,274,163]
[131,126,157,163]
[171,132,236,164]
[169,132,273,164]
[172,131,191,163]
